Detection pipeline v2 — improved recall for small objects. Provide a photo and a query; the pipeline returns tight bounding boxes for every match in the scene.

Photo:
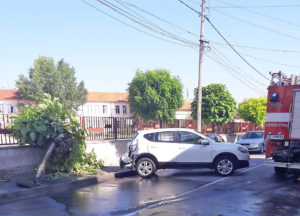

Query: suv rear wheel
[214,156,236,177]
[136,157,156,178]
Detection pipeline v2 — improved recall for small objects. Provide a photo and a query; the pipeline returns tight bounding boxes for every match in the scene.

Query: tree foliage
[16,56,87,112]
[128,69,183,124]
[191,84,236,131]
[238,97,267,128]
[8,94,103,174]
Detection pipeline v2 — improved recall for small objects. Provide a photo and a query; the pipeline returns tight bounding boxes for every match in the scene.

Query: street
[0,155,300,216]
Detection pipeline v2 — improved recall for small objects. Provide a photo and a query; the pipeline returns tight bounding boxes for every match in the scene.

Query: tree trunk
[34,141,56,185]
[212,125,215,133]
[159,119,163,128]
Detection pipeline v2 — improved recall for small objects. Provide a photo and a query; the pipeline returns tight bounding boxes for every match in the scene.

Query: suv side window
[156,131,175,142]
[178,131,203,144]
[144,133,155,141]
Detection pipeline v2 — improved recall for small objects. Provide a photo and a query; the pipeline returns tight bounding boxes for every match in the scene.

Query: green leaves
[191,84,237,129]
[16,56,87,112]
[238,97,267,127]
[8,94,102,174]
[128,69,183,124]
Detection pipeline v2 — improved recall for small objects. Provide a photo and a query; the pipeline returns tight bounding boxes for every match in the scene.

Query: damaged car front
[119,132,140,169]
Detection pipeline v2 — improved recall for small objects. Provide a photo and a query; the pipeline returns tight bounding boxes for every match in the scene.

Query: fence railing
[0,114,17,145]
[80,116,138,141]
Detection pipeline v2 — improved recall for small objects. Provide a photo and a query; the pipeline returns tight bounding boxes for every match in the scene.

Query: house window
[94,105,100,114]
[7,105,13,113]
[103,105,107,114]
[0,104,4,113]
[123,105,127,114]
[115,105,120,114]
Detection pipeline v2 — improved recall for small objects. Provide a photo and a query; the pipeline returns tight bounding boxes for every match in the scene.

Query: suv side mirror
[200,139,210,145]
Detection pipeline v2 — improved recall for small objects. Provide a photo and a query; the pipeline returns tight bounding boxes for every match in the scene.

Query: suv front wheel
[214,156,236,177]
[136,157,156,178]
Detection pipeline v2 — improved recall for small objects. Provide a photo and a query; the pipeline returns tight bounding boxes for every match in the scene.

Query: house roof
[177,102,191,111]
[87,92,129,102]
[0,89,18,100]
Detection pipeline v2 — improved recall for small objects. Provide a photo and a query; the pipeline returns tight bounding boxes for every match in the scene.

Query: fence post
[113,117,117,140]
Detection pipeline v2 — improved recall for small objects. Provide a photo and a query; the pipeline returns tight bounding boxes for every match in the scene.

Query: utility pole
[197,0,205,132]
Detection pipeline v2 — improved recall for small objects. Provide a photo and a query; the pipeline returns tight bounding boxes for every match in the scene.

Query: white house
[0,89,33,114]
[77,92,133,118]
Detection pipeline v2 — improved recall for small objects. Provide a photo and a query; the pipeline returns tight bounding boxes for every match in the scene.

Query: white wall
[0,99,33,114]
[78,101,133,118]
[86,140,130,166]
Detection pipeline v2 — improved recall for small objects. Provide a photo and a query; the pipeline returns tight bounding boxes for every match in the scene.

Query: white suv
[120,128,250,178]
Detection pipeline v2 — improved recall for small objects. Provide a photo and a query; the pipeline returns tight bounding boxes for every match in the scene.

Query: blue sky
[1,0,300,102]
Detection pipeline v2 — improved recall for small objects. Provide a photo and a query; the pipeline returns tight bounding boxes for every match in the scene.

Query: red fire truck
[264,72,300,174]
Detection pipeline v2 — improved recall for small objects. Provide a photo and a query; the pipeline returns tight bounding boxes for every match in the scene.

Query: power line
[178,0,202,15]
[177,1,270,81]
[214,0,300,28]
[80,0,196,48]
[115,0,200,38]
[212,8,300,41]
[95,0,199,48]
[205,17,270,81]
[210,45,267,87]
[206,52,266,96]
[210,4,300,8]
[214,43,300,68]
[210,41,300,53]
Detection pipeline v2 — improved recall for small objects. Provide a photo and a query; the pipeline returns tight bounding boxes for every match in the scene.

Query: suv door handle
[179,146,186,149]
[149,145,157,148]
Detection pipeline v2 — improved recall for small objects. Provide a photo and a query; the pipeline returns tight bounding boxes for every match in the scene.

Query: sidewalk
[0,170,115,204]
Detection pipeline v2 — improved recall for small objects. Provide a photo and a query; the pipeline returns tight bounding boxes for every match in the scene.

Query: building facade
[77,92,133,118]
[0,89,33,114]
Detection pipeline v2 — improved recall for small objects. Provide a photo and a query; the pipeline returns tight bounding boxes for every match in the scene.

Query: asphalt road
[1,154,300,216]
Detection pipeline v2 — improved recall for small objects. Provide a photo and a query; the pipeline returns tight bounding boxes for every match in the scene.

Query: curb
[0,172,115,204]
[114,170,137,178]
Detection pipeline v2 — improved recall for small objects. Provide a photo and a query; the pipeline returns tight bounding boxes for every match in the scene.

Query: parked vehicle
[120,128,249,178]
[264,72,300,175]
[206,133,226,142]
[236,131,265,153]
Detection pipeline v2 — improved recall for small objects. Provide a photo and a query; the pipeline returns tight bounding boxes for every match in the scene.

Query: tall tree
[128,69,183,126]
[238,97,267,128]
[16,56,87,111]
[191,84,236,132]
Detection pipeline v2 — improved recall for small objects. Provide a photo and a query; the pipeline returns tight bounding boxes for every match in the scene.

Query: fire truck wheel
[274,167,287,176]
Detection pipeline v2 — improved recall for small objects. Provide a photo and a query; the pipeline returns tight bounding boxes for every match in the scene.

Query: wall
[0,146,43,177]
[86,139,130,166]
[78,101,133,118]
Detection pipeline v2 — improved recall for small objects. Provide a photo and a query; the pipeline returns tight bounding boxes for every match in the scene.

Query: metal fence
[80,116,138,140]
[0,114,17,145]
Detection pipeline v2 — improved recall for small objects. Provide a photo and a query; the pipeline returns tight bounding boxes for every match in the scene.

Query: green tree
[8,94,103,175]
[128,69,183,126]
[191,84,237,132]
[16,56,87,112]
[238,97,267,128]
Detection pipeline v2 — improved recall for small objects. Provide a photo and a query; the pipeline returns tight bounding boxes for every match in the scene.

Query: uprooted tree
[8,94,103,182]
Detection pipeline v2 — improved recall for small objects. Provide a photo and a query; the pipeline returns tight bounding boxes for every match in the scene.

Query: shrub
[8,94,103,174]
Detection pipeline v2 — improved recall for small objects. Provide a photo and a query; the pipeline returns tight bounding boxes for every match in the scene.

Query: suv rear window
[157,132,175,142]
[144,131,176,142]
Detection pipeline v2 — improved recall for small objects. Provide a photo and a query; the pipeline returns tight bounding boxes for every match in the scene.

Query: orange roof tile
[0,89,18,100]
[178,102,191,111]
[87,92,129,102]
